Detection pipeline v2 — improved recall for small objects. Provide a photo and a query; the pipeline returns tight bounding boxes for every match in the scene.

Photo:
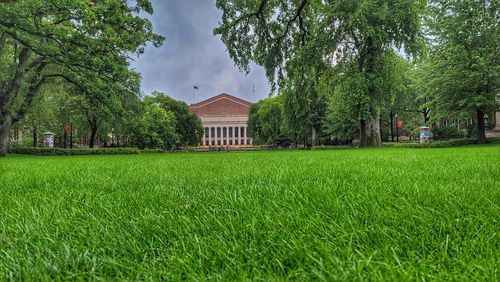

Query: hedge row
[383,138,477,148]
[311,145,355,150]
[8,147,140,156]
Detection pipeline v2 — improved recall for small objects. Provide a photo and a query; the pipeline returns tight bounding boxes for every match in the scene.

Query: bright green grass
[0,146,499,281]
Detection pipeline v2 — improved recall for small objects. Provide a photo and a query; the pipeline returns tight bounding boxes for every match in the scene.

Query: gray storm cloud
[130,0,271,104]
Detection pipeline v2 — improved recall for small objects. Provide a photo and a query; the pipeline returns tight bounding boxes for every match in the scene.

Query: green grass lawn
[1,146,499,280]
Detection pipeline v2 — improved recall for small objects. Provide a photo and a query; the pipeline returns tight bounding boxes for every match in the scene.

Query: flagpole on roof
[192,85,199,104]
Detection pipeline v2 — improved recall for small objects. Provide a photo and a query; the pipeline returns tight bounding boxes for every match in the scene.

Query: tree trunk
[358,37,382,148]
[0,114,12,157]
[359,117,382,148]
[390,111,395,142]
[33,125,37,147]
[89,126,98,148]
[423,109,430,125]
[476,109,487,144]
[311,126,317,147]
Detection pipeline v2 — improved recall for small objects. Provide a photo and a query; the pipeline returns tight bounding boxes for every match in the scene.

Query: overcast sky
[130,0,270,104]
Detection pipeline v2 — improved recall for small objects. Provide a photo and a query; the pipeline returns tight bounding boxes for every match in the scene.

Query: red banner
[396,119,404,128]
[64,124,71,132]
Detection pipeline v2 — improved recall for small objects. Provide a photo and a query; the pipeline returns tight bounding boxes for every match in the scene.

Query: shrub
[488,137,500,144]
[140,149,166,153]
[8,147,140,156]
[432,126,465,140]
[383,138,476,148]
[311,145,354,150]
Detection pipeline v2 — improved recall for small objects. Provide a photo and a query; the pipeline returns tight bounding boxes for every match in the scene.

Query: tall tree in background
[0,0,164,156]
[281,47,328,147]
[147,92,203,147]
[215,0,425,147]
[256,97,284,146]
[421,0,499,144]
[140,102,178,150]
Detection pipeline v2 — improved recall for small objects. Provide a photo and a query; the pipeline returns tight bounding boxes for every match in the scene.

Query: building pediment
[189,93,251,117]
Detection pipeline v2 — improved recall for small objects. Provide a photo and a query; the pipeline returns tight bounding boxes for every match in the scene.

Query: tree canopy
[417,0,500,143]
[0,0,164,156]
[215,0,426,147]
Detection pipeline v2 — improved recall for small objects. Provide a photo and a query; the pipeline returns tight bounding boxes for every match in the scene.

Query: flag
[193,85,199,90]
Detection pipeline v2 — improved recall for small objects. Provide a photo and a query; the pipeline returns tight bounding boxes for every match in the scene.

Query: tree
[257,97,284,146]
[147,92,203,147]
[18,83,67,147]
[247,102,263,144]
[140,103,178,150]
[0,0,164,156]
[215,0,425,147]
[420,0,499,144]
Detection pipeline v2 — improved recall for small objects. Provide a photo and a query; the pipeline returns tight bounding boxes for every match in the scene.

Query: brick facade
[189,93,253,147]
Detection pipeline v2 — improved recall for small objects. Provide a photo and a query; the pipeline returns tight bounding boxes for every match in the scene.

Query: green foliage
[248,97,285,145]
[383,138,476,148]
[139,103,178,150]
[8,146,139,156]
[146,92,203,147]
[431,125,465,140]
[417,0,500,142]
[247,103,262,143]
[258,98,284,145]
[1,146,499,279]
[215,0,425,147]
[0,0,164,155]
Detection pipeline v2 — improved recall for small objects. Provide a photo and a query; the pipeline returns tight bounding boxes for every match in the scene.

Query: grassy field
[0,146,499,280]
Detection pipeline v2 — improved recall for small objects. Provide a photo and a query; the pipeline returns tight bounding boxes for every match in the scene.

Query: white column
[216,126,219,146]
[243,126,247,146]
[237,126,241,146]
[208,127,212,146]
[222,127,225,146]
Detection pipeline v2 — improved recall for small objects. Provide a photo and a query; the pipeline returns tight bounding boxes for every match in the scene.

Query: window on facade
[212,140,215,146]
[211,127,215,138]
[229,127,233,138]
[235,140,238,145]
[217,140,221,145]
[206,140,209,146]
[217,127,221,138]
[229,140,233,145]
[235,127,239,137]
[240,127,244,137]
[223,140,227,145]
[223,127,227,138]
[204,127,209,138]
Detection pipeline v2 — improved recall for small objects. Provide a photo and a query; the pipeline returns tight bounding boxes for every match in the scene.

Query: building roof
[189,93,252,117]
[189,93,252,109]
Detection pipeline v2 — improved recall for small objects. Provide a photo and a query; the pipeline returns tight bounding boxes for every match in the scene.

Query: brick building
[189,93,253,147]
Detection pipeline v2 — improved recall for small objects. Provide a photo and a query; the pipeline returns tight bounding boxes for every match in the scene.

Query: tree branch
[12,63,48,123]
[231,0,268,27]
[281,0,308,42]
[1,48,31,112]
[0,32,8,58]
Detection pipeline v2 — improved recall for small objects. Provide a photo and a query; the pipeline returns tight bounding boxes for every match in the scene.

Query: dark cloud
[130,0,270,104]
